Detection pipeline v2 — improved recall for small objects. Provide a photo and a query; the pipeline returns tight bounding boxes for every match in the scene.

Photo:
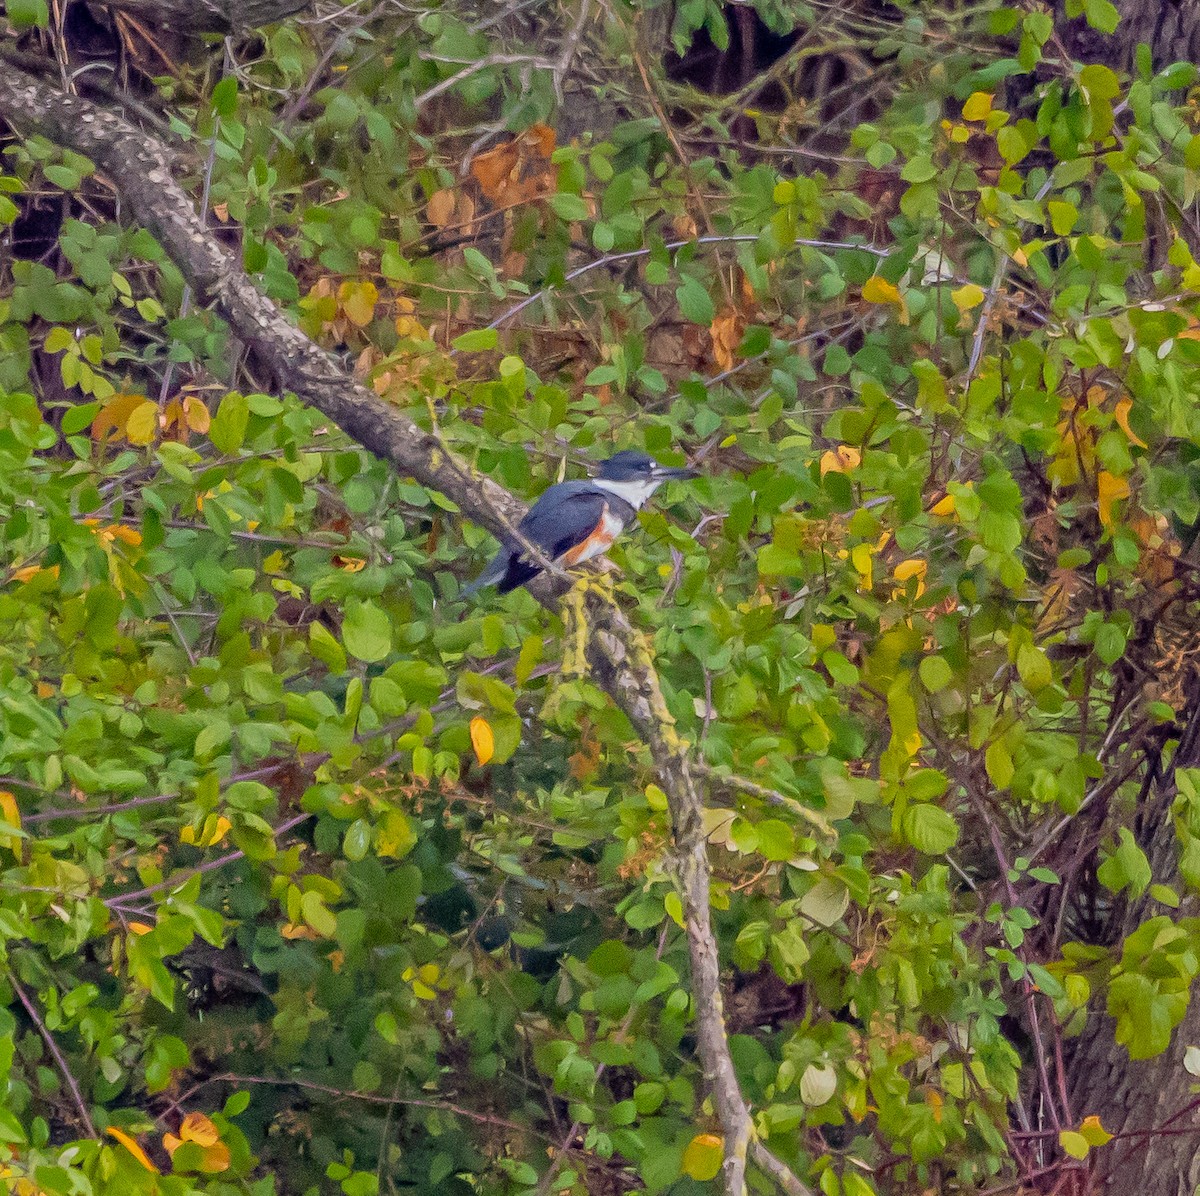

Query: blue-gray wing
[463,484,610,596]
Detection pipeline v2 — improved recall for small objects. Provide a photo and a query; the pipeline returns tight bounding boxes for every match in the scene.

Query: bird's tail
[461,552,510,598]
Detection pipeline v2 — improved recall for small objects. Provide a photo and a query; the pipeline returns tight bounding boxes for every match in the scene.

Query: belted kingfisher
[464,449,699,595]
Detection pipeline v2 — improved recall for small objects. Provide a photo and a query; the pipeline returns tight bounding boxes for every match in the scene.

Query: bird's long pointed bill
[651,465,700,481]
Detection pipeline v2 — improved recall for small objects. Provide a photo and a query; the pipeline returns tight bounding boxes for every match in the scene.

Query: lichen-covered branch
[0,66,810,1196]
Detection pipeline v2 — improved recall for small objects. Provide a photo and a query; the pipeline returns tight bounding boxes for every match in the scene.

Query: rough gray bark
[97,0,312,32]
[0,64,810,1196]
[1068,676,1200,1195]
[1057,0,1200,70]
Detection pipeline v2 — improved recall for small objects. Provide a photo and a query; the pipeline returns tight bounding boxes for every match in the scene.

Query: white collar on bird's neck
[591,476,662,510]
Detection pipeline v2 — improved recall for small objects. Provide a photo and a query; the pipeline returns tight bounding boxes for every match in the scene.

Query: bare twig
[699,764,836,838]
[8,971,97,1139]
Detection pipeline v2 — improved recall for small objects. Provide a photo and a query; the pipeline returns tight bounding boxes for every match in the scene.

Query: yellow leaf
[1079,1115,1113,1146]
[1114,398,1148,448]
[862,274,909,324]
[1097,471,1130,528]
[930,493,956,517]
[339,280,379,328]
[470,716,495,766]
[179,824,197,845]
[0,791,18,828]
[862,275,901,306]
[91,392,146,442]
[962,91,993,121]
[199,1140,231,1173]
[850,542,874,591]
[375,809,416,858]
[951,283,985,312]
[179,1112,220,1147]
[819,445,861,476]
[427,188,456,227]
[183,394,211,435]
[199,815,232,847]
[1059,1129,1090,1160]
[681,1133,724,1182]
[893,558,927,583]
[125,400,160,446]
[106,1127,160,1173]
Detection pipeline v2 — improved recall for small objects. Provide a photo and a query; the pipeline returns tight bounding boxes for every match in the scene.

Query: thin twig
[479,235,888,336]
[9,971,97,1139]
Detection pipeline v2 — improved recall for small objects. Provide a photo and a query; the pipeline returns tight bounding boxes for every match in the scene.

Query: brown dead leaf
[525,122,556,158]
[427,188,456,227]
[470,141,520,200]
[710,307,743,372]
[673,213,698,239]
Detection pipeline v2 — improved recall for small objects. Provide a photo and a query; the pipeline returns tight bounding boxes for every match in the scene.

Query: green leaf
[211,76,239,117]
[6,0,48,27]
[919,656,952,693]
[548,192,589,221]
[676,275,714,325]
[342,600,392,663]
[209,391,249,453]
[1083,0,1119,33]
[1097,827,1151,898]
[902,805,960,854]
[1095,623,1126,665]
[1059,1130,1090,1160]
[451,328,498,352]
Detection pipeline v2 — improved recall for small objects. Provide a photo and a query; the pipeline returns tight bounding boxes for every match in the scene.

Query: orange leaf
[91,392,147,442]
[106,1127,160,1173]
[470,141,520,199]
[179,1112,220,1147]
[1097,471,1130,528]
[427,188,457,227]
[0,791,19,828]
[199,1140,232,1172]
[470,717,495,766]
[820,445,861,476]
[710,308,742,372]
[1114,398,1148,448]
[524,123,556,159]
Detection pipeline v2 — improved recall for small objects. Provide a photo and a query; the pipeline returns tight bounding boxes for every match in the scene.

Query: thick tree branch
[0,68,811,1196]
[98,0,312,33]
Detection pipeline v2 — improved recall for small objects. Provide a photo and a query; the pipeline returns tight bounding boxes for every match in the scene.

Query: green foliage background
[3,0,1200,1192]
